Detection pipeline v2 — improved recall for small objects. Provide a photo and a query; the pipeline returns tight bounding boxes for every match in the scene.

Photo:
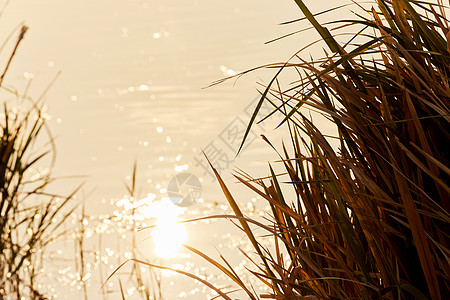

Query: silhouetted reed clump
[1,25,77,299]
[209,0,449,299]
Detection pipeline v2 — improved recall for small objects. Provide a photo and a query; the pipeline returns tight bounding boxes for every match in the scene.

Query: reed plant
[110,0,449,299]
[1,25,78,299]
[206,0,450,299]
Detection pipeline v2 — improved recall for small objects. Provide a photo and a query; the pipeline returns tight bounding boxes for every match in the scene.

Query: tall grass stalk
[105,163,163,300]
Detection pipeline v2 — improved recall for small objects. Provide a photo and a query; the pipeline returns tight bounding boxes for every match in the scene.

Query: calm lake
[1,0,336,298]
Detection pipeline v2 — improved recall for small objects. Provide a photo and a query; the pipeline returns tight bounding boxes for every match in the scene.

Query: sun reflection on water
[153,219,187,259]
[140,196,187,259]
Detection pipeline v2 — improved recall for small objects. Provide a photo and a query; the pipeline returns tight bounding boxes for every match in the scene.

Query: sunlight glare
[141,196,187,259]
